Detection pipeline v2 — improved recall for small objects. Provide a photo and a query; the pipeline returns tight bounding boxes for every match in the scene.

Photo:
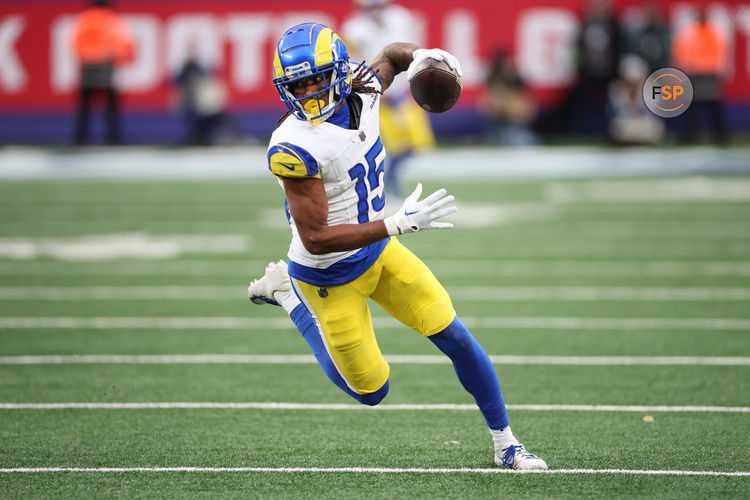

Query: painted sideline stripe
[3,286,750,301]
[0,402,747,413]
[2,146,749,180]
[0,467,747,477]
[2,317,749,331]
[2,260,750,278]
[2,354,749,366]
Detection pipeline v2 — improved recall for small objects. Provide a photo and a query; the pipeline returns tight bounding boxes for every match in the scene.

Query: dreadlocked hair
[351,61,382,95]
[276,62,382,125]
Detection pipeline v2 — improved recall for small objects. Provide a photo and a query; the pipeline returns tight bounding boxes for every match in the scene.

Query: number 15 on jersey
[348,137,386,223]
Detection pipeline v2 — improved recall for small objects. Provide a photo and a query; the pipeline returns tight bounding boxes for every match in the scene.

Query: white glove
[384,183,457,235]
[407,48,463,81]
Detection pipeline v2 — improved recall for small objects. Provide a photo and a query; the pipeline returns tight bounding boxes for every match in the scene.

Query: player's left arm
[370,43,463,93]
[370,42,418,92]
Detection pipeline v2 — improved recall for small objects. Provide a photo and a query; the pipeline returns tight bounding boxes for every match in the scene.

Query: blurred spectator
[630,2,671,72]
[538,0,623,136]
[173,54,230,146]
[673,6,729,145]
[479,51,538,146]
[575,0,623,133]
[71,0,133,145]
[607,55,664,145]
[342,0,434,201]
[579,0,622,83]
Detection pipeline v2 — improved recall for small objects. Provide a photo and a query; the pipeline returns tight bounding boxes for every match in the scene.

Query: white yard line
[3,286,750,301]
[0,317,280,329]
[449,287,750,301]
[0,286,240,300]
[0,402,747,413]
[0,260,263,277]
[408,242,750,259]
[2,316,749,330]
[0,234,251,260]
[0,466,747,476]
[427,260,750,277]
[2,260,750,278]
[1,354,749,366]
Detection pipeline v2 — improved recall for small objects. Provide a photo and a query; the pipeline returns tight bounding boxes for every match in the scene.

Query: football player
[249,22,547,470]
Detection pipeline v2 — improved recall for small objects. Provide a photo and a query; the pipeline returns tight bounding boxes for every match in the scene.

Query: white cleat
[248,260,292,306]
[495,443,548,470]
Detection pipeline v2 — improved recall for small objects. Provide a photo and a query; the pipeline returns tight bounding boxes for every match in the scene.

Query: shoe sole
[494,456,549,470]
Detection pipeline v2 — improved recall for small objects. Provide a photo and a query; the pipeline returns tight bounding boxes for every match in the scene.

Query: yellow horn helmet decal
[272,48,284,79]
[314,28,335,66]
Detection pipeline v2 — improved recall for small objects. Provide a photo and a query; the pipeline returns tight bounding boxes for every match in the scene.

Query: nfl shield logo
[359,131,366,142]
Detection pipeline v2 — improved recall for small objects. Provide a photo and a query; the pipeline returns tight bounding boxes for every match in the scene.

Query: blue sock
[428,316,509,429]
[289,304,389,406]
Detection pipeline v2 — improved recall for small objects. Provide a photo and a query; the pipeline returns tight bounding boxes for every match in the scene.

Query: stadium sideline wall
[1,0,749,144]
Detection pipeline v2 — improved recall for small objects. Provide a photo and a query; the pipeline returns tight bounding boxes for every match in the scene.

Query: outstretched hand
[384,183,457,235]
[407,48,463,81]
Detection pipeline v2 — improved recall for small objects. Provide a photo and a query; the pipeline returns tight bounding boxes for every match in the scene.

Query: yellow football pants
[379,100,435,157]
[291,237,455,395]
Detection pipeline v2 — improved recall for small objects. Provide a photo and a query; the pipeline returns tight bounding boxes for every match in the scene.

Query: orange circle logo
[642,68,693,118]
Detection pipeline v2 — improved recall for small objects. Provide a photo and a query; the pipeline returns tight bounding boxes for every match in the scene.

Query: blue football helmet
[272,23,352,125]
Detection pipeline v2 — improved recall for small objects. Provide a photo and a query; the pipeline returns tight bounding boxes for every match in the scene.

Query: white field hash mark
[2,354,749,366]
[2,316,750,330]
[0,403,748,413]
[0,467,748,477]
[2,286,750,301]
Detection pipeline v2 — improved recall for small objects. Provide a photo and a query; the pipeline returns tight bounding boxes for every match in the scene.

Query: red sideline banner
[0,0,748,111]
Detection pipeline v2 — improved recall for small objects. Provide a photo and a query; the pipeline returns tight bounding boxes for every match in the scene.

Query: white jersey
[341,5,419,98]
[267,75,388,286]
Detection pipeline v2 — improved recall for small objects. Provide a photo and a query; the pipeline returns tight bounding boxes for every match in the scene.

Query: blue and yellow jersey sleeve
[267,142,321,179]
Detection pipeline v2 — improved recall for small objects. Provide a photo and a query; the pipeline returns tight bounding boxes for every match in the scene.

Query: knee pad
[354,379,389,406]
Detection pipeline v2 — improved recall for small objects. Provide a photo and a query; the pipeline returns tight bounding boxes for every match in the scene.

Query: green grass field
[1,176,749,497]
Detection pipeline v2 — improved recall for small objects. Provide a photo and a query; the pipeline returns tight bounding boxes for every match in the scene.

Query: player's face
[288,72,331,105]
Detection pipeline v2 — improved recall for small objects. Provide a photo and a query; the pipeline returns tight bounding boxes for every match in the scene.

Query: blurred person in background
[71,0,133,145]
[628,1,671,72]
[574,0,623,134]
[478,51,538,146]
[342,0,434,202]
[672,6,729,145]
[607,55,664,145]
[172,51,231,146]
[537,0,623,137]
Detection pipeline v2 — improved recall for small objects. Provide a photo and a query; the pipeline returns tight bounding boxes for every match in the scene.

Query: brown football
[409,58,462,113]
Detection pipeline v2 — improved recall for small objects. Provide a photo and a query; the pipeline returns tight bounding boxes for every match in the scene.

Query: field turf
[1,176,749,497]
